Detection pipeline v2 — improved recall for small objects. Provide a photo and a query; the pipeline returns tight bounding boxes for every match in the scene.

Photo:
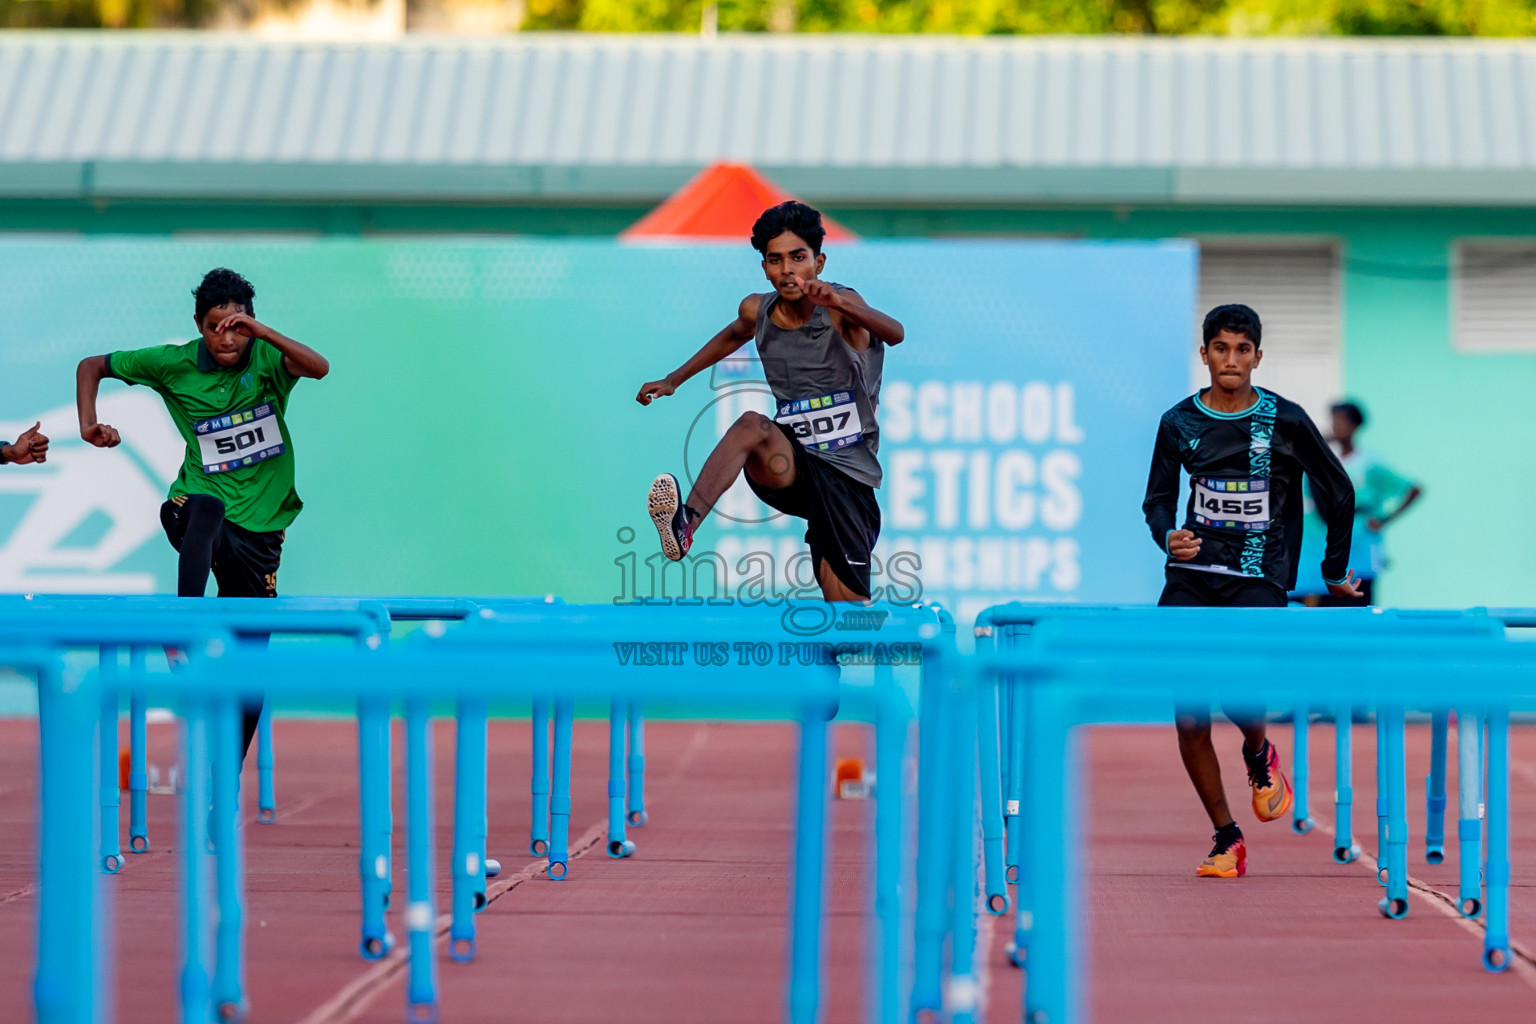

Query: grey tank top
[754,284,884,488]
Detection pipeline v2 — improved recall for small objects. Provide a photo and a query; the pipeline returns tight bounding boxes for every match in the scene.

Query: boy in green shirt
[75,267,329,756]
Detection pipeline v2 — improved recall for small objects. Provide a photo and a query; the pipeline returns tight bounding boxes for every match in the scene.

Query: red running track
[0,718,1532,1022]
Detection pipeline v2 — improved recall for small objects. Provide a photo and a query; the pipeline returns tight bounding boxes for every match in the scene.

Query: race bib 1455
[1192,477,1271,532]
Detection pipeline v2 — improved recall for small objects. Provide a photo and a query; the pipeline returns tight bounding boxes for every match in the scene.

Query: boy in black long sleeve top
[1142,303,1359,878]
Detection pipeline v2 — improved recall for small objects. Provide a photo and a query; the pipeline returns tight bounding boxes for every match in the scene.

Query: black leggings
[161,494,278,758]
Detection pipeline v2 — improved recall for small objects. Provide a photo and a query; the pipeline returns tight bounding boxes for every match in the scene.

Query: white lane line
[299,723,715,1024]
[296,821,612,1024]
[1303,782,1536,993]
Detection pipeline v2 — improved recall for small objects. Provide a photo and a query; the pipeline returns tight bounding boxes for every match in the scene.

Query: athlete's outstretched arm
[215,312,329,379]
[75,356,122,448]
[1143,416,1198,560]
[1294,410,1358,593]
[636,295,759,405]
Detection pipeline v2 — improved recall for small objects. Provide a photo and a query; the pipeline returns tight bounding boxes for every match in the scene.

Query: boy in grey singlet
[636,201,904,601]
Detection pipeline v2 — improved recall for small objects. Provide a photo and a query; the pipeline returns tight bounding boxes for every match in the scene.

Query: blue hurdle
[969,618,1535,1024]
[10,593,573,964]
[975,604,1507,974]
[25,600,940,1024]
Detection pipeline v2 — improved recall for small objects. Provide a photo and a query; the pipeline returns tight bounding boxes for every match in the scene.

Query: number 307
[803,411,851,436]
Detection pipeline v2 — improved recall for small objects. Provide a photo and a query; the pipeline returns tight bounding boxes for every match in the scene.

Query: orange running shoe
[1246,739,1293,823]
[1197,832,1247,878]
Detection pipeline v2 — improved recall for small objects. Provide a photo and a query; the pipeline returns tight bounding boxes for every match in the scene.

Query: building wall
[3,198,1528,607]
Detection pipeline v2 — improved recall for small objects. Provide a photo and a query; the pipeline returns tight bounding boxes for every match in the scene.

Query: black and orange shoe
[1245,739,1294,823]
[648,473,696,561]
[1196,828,1247,878]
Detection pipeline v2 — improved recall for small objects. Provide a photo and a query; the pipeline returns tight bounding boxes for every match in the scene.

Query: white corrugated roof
[3,32,1536,203]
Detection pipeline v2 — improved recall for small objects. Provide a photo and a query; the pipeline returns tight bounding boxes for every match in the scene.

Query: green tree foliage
[521,0,1536,33]
[1,0,236,29]
[7,0,1536,33]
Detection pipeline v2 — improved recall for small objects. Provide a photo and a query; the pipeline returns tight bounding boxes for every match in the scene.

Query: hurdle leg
[1380,705,1410,918]
[976,672,1007,914]
[870,663,907,1024]
[1456,708,1483,917]
[129,651,149,853]
[1333,704,1359,863]
[1375,710,1389,886]
[1483,706,1510,972]
[948,684,981,1024]
[1005,674,1026,891]
[627,700,648,827]
[450,697,486,963]
[529,698,550,856]
[36,662,102,1024]
[211,695,248,1023]
[548,696,573,880]
[607,701,635,858]
[910,659,953,1020]
[787,703,831,1024]
[99,648,123,874]
[1010,681,1037,968]
[469,697,496,895]
[1425,708,1448,863]
[998,658,1012,808]
[405,697,440,1021]
[1022,687,1082,1024]
[356,698,393,959]
[1291,705,1314,834]
[179,697,213,1024]
[256,704,276,825]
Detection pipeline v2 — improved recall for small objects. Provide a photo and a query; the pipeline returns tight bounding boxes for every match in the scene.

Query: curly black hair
[193,268,255,323]
[751,201,826,256]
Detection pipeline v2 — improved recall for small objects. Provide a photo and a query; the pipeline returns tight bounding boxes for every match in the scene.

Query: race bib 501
[194,403,284,474]
[775,391,864,452]
[1192,476,1271,532]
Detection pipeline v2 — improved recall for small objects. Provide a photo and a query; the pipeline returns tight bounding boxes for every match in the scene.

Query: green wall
[4,197,1529,607]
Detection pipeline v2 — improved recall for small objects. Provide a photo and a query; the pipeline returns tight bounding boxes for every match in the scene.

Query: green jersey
[106,338,303,533]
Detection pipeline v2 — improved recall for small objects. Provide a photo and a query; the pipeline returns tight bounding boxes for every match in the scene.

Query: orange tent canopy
[621,162,856,244]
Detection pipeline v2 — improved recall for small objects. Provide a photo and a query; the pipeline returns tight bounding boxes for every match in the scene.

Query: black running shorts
[1158,570,1287,609]
[1160,570,1282,723]
[747,423,882,598]
[160,498,285,598]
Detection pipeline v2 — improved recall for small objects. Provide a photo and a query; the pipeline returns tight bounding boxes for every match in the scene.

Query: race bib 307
[775,391,864,452]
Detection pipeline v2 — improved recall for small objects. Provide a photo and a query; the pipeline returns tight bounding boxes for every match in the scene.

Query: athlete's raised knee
[182,493,227,519]
[729,410,776,438]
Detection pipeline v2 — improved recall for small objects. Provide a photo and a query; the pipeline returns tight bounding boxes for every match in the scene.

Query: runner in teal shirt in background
[1294,400,1422,606]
